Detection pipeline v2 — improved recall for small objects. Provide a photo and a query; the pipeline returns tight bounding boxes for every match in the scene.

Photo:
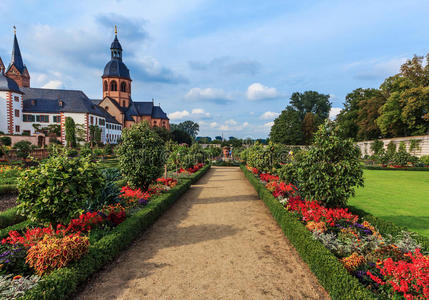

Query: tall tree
[172,120,200,138]
[290,91,331,122]
[270,106,304,145]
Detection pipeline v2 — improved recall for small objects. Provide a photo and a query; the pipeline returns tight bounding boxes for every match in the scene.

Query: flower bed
[0,164,209,299]
[242,165,429,300]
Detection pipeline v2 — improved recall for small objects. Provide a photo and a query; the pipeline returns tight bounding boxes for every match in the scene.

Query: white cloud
[260,111,279,120]
[184,87,232,103]
[264,121,274,128]
[246,83,280,101]
[225,119,237,125]
[168,110,190,120]
[42,80,64,89]
[168,108,212,120]
[209,122,218,128]
[212,120,249,132]
[329,107,342,120]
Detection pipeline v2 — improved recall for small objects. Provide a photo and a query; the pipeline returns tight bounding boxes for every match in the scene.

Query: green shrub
[16,155,104,225]
[420,155,429,165]
[386,141,396,157]
[104,143,113,156]
[13,141,33,159]
[391,142,418,166]
[281,121,363,207]
[79,143,92,157]
[65,117,76,148]
[370,139,384,155]
[117,122,165,189]
[0,137,11,146]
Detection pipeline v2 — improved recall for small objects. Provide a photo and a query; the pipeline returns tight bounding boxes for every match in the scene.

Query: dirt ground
[76,167,329,300]
[0,193,17,211]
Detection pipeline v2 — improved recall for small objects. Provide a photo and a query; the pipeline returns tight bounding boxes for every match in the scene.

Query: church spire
[6,26,30,87]
[9,26,25,73]
[110,25,122,60]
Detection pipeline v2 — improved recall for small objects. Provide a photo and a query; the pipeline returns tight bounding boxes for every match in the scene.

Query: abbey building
[0,27,169,145]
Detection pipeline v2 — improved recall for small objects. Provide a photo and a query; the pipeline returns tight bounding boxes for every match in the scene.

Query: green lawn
[349,170,429,238]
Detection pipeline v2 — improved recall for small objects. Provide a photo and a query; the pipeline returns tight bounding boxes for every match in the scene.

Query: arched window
[120,82,127,92]
[104,106,109,111]
[110,81,117,91]
[103,81,108,92]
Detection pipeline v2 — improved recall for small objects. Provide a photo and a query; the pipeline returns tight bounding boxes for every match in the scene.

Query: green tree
[171,129,192,145]
[172,120,200,138]
[270,107,304,145]
[65,117,76,148]
[302,112,317,144]
[290,91,331,122]
[117,122,165,189]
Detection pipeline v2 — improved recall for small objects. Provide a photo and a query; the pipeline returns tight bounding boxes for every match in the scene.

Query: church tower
[102,26,132,108]
[6,27,30,88]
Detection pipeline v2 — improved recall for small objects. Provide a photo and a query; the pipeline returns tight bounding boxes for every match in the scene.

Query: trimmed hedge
[240,165,376,300]
[0,184,17,195]
[363,165,429,171]
[0,206,26,229]
[18,165,210,300]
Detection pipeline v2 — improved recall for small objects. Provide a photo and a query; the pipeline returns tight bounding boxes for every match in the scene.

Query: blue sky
[1,0,429,138]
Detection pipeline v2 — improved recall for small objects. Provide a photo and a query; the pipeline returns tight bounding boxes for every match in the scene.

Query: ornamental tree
[117,121,165,189]
[65,117,76,148]
[282,121,364,207]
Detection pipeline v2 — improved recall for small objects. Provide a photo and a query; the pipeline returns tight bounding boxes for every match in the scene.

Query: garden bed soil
[0,193,17,211]
[76,167,328,300]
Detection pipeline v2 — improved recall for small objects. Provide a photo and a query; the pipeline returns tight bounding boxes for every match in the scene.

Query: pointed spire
[9,26,25,73]
[110,26,122,60]
[115,25,117,36]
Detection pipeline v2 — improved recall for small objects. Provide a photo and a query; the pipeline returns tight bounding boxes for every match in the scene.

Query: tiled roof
[152,106,169,119]
[7,34,26,74]
[103,59,130,79]
[0,73,21,93]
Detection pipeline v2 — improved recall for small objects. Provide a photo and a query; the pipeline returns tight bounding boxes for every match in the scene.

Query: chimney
[58,99,63,107]
[31,99,36,106]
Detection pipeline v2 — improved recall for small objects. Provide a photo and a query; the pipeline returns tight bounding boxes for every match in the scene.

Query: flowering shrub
[156,177,177,188]
[102,204,126,226]
[120,186,151,207]
[259,173,279,183]
[25,234,89,275]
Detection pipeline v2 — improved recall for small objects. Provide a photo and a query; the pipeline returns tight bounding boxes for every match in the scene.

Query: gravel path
[0,194,17,211]
[76,166,329,300]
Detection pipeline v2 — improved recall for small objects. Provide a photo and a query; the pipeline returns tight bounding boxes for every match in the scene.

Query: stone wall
[356,135,429,157]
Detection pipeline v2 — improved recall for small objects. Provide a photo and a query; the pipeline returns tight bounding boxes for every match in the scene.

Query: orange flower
[12,275,22,280]
[341,253,365,272]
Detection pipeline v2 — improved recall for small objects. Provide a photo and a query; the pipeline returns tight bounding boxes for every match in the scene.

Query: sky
[1,0,429,139]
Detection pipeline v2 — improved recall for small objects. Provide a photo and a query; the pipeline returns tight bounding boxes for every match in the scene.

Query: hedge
[363,165,429,171]
[18,164,210,300]
[0,206,26,229]
[0,184,17,195]
[240,165,376,300]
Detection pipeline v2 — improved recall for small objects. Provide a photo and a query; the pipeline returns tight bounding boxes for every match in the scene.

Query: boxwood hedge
[17,165,210,300]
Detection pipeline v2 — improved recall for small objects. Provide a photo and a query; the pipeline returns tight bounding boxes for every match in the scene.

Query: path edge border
[19,164,211,300]
[240,165,376,300]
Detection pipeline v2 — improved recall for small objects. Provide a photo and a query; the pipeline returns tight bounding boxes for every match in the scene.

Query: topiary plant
[117,121,165,189]
[285,121,364,207]
[16,154,104,225]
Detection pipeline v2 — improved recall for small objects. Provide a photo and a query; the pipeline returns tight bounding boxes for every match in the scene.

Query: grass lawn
[349,169,429,238]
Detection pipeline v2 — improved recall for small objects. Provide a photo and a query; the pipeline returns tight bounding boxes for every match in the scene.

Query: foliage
[171,120,199,138]
[391,142,418,166]
[103,143,113,156]
[117,122,165,189]
[89,125,102,147]
[171,129,192,145]
[12,141,33,159]
[16,155,104,225]
[370,139,384,156]
[152,126,172,143]
[0,245,31,275]
[0,274,41,299]
[26,234,89,276]
[420,155,429,165]
[64,117,76,148]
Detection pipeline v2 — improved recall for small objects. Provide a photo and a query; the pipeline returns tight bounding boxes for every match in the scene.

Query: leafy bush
[104,143,113,155]
[79,143,92,157]
[117,122,165,189]
[17,155,104,225]
[281,121,364,207]
[13,141,33,159]
[65,117,76,148]
[84,168,121,211]
[370,139,384,155]
[25,234,89,275]
[386,141,396,157]
[420,155,429,165]
[0,274,40,299]
[391,142,418,166]
[0,137,11,146]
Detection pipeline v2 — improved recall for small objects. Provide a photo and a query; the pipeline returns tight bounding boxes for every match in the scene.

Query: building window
[23,130,31,136]
[14,109,20,117]
[104,80,108,92]
[36,115,49,123]
[23,114,35,122]
[110,81,117,91]
[14,96,19,102]
[99,119,105,126]
[15,125,20,133]
[53,116,61,123]
[120,82,127,92]
[90,116,94,125]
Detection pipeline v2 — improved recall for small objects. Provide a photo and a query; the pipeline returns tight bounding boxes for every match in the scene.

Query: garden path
[76,166,328,300]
